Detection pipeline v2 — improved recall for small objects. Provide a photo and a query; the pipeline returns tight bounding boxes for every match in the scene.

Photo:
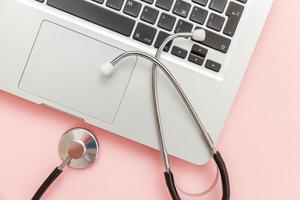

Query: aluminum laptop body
[0,0,273,164]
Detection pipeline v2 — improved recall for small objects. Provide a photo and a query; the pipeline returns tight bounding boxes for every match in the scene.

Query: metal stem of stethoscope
[151,32,216,172]
[152,32,193,172]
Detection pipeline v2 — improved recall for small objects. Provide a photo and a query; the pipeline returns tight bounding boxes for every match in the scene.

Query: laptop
[0,0,273,164]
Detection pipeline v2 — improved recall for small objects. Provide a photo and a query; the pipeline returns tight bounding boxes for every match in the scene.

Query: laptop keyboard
[39,0,246,72]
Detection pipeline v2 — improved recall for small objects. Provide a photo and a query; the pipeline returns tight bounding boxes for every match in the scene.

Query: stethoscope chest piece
[59,128,99,169]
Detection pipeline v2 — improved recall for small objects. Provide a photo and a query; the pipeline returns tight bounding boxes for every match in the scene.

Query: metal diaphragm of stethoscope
[32,128,99,200]
[32,29,230,200]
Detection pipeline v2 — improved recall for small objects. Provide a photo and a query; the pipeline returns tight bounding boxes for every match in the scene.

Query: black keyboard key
[205,59,221,72]
[192,0,208,6]
[141,0,154,4]
[154,31,172,52]
[141,6,159,24]
[172,46,188,59]
[188,54,204,65]
[123,0,142,17]
[92,0,104,4]
[155,0,174,11]
[158,13,176,31]
[209,0,228,13]
[47,0,135,37]
[173,0,191,18]
[207,13,225,31]
[224,2,244,36]
[237,0,247,3]
[106,0,124,11]
[196,27,231,53]
[133,23,157,45]
[190,6,208,25]
[191,44,208,57]
[175,20,193,33]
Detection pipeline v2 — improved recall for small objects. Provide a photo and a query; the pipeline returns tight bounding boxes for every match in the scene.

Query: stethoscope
[32,29,230,200]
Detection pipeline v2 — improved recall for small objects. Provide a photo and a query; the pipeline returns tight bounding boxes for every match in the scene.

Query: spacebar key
[47,0,135,37]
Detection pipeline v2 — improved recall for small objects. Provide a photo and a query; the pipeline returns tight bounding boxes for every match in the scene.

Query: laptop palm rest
[19,21,137,123]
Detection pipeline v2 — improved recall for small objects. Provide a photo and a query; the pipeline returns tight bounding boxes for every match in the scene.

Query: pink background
[1,0,300,199]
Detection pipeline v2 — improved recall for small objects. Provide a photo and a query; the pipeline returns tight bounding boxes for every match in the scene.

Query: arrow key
[205,59,221,72]
[188,53,204,66]
[171,46,188,59]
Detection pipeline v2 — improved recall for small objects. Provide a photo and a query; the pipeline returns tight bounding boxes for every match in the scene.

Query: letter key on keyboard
[133,23,157,45]
[223,1,244,36]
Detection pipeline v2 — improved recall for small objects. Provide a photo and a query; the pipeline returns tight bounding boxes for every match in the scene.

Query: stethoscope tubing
[111,50,230,200]
[32,156,72,200]
[152,32,230,200]
[32,167,63,200]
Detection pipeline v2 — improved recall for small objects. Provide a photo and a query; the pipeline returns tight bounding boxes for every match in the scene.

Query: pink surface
[1,0,300,199]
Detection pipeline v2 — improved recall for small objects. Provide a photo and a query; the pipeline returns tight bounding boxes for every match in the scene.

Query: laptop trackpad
[19,21,136,123]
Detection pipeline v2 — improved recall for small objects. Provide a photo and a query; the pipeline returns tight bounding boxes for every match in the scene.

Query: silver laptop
[0,0,273,164]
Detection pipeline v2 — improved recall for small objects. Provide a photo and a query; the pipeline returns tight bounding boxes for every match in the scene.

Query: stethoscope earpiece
[59,128,99,169]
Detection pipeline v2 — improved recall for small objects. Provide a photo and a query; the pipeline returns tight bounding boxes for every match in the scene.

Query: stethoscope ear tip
[100,62,114,77]
[192,29,206,42]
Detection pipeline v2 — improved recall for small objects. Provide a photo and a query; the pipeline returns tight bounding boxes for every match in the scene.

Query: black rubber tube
[164,152,229,200]
[164,171,181,200]
[32,167,63,200]
[213,151,230,200]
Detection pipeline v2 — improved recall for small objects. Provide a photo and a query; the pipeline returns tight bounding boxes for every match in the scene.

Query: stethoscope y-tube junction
[103,45,230,200]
